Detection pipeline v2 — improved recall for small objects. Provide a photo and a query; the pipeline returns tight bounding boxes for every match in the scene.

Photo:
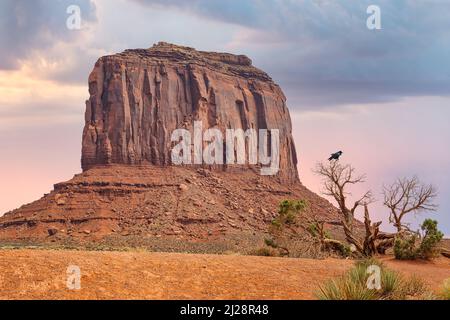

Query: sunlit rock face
[82,42,299,183]
[0,43,346,250]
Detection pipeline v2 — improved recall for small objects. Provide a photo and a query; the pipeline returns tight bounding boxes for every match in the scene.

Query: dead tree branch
[315,162,393,256]
[383,177,438,232]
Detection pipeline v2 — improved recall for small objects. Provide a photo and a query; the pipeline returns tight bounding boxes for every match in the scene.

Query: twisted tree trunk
[441,248,450,259]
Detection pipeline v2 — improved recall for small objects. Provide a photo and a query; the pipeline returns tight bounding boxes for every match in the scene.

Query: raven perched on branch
[328,151,343,161]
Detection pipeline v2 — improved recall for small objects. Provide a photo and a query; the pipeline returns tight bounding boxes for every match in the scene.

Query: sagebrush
[316,259,435,300]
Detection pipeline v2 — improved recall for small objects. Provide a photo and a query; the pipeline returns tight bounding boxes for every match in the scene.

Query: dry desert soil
[0,249,449,300]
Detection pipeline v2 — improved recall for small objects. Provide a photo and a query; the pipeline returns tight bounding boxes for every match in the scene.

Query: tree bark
[440,248,450,259]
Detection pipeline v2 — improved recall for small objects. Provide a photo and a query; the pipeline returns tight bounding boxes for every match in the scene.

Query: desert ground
[0,249,448,300]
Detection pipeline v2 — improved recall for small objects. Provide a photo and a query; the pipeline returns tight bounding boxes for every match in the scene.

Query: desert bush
[394,219,444,260]
[264,238,277,248]
[341,243,352,257]
[418,219,444,259]
[398,276,427,298]
[441,279,450,300]
[307,222,331,239]
[316,259,434,300]
[272,199,307,227]
[252,247,278,257]
[307,223,318,237]
[270,219,281,229]
[394,233,419,260]
[263,200,309,257]
[318,278,377,300]
[381,268,401,294]
[319,239,352,258]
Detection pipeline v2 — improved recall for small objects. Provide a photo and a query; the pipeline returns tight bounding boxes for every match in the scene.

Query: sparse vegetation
[257,163,446,261]
[419,219,444,259]
[306,223,319,237]
[402,276,428,298]
[307,222,331,239]
[394,233,418,260]
[441,279,450,300]
[314,161,444,260]
[306,218,351,257]
[315,161,394,256]
[272,200,307,227]
[264,238,277,248]
[383,177,438,232]
[252,247,278,257]
[316,259,435,300]
[262,199,309,257]
[394,219,444,260]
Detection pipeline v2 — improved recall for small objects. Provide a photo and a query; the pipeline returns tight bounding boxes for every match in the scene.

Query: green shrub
[398,276,427,298]
[270,219,282,228]
[278,199,308,215]
[394,219,444,260]
[342,244,352,257]
[265,200,309,257]
[418,219,444,259]
[307,223,318,237]
[264,238,278,248]
[253,247,277,257]
[276,199,307,225]
[316,259,434,300]
[441,279,450,300]
[381,269,401,294]
[394,234,418,260]
[270,199,308,233]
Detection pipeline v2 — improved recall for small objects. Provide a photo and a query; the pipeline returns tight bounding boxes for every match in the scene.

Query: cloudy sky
[0,0,449,234]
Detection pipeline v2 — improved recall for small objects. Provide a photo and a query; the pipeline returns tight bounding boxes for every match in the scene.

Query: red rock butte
[82,42,298,182]
[0,43,340,252]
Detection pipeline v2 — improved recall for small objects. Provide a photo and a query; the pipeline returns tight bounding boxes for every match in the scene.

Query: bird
[328,151,343,161]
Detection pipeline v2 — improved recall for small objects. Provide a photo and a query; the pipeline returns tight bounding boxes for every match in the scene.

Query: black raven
[328,151,343,161]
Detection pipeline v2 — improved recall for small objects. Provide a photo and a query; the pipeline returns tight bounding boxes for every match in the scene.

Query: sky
[0,0,449,235]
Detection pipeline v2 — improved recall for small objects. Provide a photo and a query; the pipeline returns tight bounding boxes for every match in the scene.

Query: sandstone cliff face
[0,43,344,253]
[82,42,299,182]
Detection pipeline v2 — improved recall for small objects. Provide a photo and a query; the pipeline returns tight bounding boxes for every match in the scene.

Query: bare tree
[315,161,393,256]
[315,162,372,229]
[305,215,346,255]
[383,177,438,232]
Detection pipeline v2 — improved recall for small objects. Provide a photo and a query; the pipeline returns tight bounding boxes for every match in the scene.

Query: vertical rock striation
[82,42,299,182]
[0,43,348,250]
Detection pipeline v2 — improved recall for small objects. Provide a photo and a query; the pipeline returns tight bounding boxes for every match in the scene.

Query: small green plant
[253,247,277,257]
[264,238,278,248]
[316,259,434,300]
[273,199,308,226]
[264,199,308,257]
[418,219,444,259]
[270,219,281,228]
[441,279,450,300]
[381,268,401,294]
[307,223,318,237]
[270,200,307,231]
[394,219,444,260]
[394,233,418,260]
[307,222,331,239]
[399,276,427,298]
[341,243,352,257]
